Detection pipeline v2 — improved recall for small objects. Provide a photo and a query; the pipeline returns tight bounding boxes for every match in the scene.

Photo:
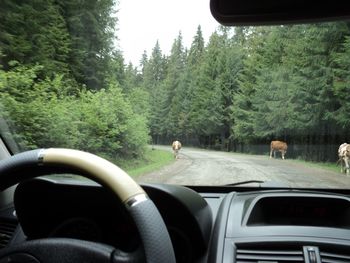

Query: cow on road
[172,140,182,159]
[270,140,288,160]
[338,143,350,175]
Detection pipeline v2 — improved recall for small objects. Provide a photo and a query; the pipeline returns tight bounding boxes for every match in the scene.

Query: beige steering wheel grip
[41,148,145,204]
[0,148,176,263]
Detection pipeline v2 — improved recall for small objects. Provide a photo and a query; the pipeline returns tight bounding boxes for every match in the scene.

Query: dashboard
[1,178,350,263]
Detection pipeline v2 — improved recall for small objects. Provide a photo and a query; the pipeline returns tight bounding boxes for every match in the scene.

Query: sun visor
[210,0,350,26]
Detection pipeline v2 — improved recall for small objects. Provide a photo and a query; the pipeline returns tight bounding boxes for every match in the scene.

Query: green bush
[0,63,150,160]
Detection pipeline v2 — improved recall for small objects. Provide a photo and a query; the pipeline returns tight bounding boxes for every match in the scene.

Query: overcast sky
[117,0,220,66]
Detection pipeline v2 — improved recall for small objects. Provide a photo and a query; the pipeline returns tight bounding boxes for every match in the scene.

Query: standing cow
[172,140,182,159]
[338,143,350,175]
[270,140,288,160]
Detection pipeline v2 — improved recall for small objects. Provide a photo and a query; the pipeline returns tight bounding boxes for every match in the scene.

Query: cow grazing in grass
[172,140,182,159]
[270,140,288,160]
[338,143,350,175]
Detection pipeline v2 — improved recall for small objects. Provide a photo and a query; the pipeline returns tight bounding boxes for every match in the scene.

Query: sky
[117,0,220,66]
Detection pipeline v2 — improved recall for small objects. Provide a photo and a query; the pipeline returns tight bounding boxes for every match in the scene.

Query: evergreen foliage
[1,0,350,162]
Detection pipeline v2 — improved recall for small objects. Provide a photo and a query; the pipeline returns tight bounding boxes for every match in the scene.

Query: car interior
[0,0,350,263]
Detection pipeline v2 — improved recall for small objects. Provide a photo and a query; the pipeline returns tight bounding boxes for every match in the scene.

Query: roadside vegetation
[119,148,174,177]
[1,1,350,165]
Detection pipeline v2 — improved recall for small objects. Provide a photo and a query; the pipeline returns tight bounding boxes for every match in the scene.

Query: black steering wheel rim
[0,148,176,263]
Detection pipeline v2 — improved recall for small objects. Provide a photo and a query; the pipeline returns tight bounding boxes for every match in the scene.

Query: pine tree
[0,0,71,77]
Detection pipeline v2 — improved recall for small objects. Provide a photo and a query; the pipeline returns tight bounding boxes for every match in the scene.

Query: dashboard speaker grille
[236,248,304,263]
[0,219,17,248]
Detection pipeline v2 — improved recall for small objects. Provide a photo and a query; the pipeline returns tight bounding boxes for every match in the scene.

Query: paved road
[137,146,350,188]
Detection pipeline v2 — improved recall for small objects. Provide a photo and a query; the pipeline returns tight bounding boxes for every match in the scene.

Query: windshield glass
[1,0,350,188]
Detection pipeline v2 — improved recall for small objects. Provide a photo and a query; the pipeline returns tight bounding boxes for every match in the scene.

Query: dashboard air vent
[236,248,304,263]
[0,219,17,249]
[320,251,350,263]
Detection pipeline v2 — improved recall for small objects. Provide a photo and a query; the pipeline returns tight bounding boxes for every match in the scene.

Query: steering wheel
[0,148,176,263]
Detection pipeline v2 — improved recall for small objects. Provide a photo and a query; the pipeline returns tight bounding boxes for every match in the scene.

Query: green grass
[118,148,175,177]
[287,158,339,173]
[45,148,174,182]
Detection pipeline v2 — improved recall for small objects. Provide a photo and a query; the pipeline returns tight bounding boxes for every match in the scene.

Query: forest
[1,0,350,162]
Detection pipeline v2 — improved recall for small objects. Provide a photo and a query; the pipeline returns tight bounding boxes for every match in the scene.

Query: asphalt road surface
[137,146,350,188]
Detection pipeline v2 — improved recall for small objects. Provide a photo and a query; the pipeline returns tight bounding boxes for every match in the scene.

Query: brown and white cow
[338,143,350,175]
[270,140,288,160]
[172,140,182,159]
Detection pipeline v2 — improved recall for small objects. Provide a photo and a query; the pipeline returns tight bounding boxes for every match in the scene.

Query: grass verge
[118,148,174,177]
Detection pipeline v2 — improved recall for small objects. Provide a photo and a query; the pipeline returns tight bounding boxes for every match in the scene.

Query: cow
[270,140,288,160]
[338,143,350,175]
[172,140,182,159]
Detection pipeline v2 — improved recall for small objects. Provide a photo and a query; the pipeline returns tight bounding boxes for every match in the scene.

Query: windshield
[1,0,350,189]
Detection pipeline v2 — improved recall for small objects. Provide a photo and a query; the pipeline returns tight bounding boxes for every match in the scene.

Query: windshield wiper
[224,180,290,188]
[224,180,265,186]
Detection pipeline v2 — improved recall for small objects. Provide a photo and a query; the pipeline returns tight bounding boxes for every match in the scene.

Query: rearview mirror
[210,0,350,26]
